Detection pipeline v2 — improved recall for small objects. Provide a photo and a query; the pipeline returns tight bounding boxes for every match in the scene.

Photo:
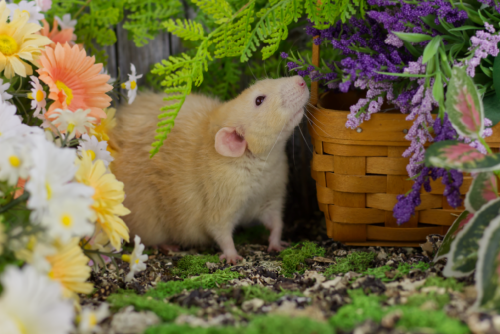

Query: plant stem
[478,136,493,155]
[74,0,92,19]
[0,192,29,214]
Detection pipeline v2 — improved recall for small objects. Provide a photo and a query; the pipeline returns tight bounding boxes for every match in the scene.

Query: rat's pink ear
[215,127,247,157]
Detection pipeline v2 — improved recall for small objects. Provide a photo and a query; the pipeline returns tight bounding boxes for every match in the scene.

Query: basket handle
[311,37,320,106]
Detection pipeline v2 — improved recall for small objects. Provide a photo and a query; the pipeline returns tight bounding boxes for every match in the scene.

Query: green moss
[361,261,432,282]
[219,285,304,303]
[146,268,242,299]
[145,324,239,334]
[279,241,325,277]
[246,316,334,334]
[324,252,376,277]
[171,255,220,278]
[405,292,450,309]
[107,293,197,322]
[395,307,469,334]
[234,225,270,245]
[146,316,334,334]
[329,289,387,330]
[422,276,465,292]
[329,289,469,334]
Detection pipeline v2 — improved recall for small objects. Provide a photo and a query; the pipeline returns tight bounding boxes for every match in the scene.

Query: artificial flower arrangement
[282,0,500,310]
[0,1,149,332]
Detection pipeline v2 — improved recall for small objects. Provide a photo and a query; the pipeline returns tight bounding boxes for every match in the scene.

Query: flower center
[36,90,44,102]
[131,81,137,90]
[121,254,131,263]
[46,182,52,200]
[89,314,97,327]
[87,150,96,161]
[61,214,72,228]
[14,317,27,334]
[8,155,20,167]
[55,80,74,106]
[0,35,18,56]
[67,123,75,134]
[135,259,139,264]
[48,270,55,279]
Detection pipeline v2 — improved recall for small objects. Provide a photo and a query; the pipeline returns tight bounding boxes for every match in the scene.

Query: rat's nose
[296,76,306,88]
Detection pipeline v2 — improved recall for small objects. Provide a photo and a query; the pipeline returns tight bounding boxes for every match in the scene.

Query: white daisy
[35,0,52,12]
[0,136,33,186]
[78,303,110,334]
[121,64,143,104]
[41,196,95,243]
[55,13,77,30]
[0,79,12,102]
[123,235,148,282]
[25,139,94,221]
[48,109,96,140]
[0,265,74,334]
[7,0,44,24]
[78,134,114,167]
[0,100,32,141]
[28,76,47,117]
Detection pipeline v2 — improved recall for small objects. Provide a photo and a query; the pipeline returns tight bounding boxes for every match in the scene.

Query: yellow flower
[46,238,93,299]
[90,107,117,143]
[0,0,51,78]
[75,150,130,250]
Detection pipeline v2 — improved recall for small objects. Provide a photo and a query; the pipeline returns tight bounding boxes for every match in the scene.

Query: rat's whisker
[265,121,287,165]
[303,113,331,138]
[305,107,330,129]
[297,119,313,154]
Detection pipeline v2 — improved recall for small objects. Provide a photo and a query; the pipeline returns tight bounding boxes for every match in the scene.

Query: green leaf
[465,172,499,213]
[445,66,484,138]
[402,40,422,58]
[474,215,500,311]
[192,0,234,24]
[425,140,500,173]
[434,211,474,262]
[448,25,481,32]
[483,93,500,126]
[493,55,500,100]
[392,31,432,43]
[432,72,444,104]
[423,36,442,64]
[444,198,500,277]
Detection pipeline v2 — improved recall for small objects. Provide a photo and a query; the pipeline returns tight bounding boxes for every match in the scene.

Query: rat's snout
[296,76,306,88]
[280,75,310,114]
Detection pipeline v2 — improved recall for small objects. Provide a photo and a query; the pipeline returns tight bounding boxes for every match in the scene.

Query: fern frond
[123,0,183,47]
[241,0,302,62]
[164,19,205,41]
[191,0,234,24]
[212,2,255,59]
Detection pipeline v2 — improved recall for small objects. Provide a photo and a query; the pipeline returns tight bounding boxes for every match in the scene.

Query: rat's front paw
[220,252,243,265]
[268,240,289,253]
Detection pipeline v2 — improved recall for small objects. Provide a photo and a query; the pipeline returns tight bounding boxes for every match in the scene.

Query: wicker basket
[308,42,500,247]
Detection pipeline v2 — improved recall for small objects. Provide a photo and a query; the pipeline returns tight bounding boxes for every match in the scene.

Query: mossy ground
[86,240,481,334]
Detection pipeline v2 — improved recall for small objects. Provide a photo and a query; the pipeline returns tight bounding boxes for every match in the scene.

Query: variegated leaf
[446,66,484,138]
[444,198,500,277]
[473,215,500,311]
[434,211,474,262]
[465,172,499,213]
[425,140,500,173]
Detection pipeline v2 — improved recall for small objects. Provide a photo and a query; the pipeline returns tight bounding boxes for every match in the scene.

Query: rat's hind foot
[219,252,243,265]
[268,240,289,253]
[156,244,180,255]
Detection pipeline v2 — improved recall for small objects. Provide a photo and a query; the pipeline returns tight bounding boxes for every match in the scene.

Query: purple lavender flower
[465,24,500,77]
[280,52,289,59]
[478,0,500,14]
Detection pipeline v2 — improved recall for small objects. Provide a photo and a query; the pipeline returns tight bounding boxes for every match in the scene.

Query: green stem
[83,249,123,258]
[478,136,493,154]
[0,192,29,214]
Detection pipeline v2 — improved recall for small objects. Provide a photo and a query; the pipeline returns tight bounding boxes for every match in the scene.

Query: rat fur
[109,76,309,264]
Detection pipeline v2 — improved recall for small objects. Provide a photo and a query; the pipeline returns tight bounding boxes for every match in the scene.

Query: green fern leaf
[191,0,234,24]
[164,19,205,41]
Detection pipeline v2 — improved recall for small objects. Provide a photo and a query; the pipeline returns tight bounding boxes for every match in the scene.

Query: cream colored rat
[109,76,309,264]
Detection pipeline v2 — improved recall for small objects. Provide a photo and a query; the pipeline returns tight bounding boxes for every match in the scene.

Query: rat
[109,75,309,264]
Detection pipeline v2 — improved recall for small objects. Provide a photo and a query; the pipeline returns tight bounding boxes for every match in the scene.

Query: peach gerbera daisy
[39,19,76,48]
[37,43,112,123]
[0,0,51,78]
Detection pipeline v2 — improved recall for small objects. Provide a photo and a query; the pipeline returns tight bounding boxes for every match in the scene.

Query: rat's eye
[255,96,266,106]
